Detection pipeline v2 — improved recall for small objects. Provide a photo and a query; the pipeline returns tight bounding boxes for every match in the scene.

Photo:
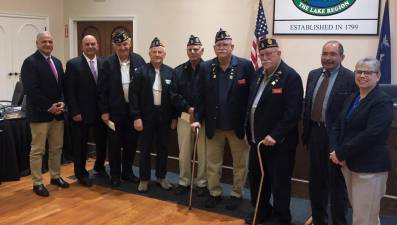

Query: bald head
[36,31,54,56]
[81,35,98,59]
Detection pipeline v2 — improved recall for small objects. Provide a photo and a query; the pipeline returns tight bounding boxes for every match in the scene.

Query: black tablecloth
[0,118,31,181]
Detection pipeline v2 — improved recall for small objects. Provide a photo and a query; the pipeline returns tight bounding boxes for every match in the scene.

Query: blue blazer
[245,60,303,147]
[329,85,393,173]
[195,56,255,139]
[20,50,65,122]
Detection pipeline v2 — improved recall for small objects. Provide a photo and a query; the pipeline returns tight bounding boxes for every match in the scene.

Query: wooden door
[77,21,133,57]
[0,15,48,101]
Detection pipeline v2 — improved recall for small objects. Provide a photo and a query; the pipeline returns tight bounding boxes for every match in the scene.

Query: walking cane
[188,127,200,210]
[252,140,265,225]
[304,216,313,225]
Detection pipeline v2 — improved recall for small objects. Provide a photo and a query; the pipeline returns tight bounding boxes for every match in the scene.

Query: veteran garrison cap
[258,38,279,50]
[150,37,164,49]
[215,28,232,43]
[112,30,130,43]
[187,35,202,46]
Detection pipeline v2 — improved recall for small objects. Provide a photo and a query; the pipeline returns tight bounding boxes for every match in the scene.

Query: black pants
[107,117,138,179]
[248,141,296,223]
[308,123,348,225]
[138,111,170,181]
[71,120,107,179]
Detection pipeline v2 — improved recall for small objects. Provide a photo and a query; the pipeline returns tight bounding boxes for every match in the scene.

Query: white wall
[63,0,396,88]
[0,0,65,62]
[1,0,395,88]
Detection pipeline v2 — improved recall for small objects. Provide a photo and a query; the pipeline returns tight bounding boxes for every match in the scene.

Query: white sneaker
[158,179,172,190]
[138,181,149,193]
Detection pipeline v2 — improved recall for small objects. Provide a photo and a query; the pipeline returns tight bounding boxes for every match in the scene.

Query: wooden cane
[252,140,265,225]
[303,216,313,225]
[188,127,200,210]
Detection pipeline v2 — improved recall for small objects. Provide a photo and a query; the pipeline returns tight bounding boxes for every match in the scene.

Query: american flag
[251,0,268,70]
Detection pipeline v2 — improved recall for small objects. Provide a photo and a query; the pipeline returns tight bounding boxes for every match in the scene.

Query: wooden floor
[0,160,245,225]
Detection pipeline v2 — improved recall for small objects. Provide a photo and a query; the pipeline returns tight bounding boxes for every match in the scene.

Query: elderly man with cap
[244,38,303,225]
[191,28,255,210]
[130,37,184,193]
[98,30,145,187]
[173,35,208,196]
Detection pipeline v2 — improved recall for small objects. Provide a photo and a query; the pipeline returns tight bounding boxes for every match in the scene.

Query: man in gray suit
[302,40,356,225]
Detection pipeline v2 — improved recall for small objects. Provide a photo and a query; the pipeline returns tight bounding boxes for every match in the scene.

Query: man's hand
[72,114,82,122]
[170,119,177,130]
[329,151,345,166]
[101,113,109,124]
[263,135,276,146]
[190,122,201,132]
[134,119,143,131]
[187,107,195,123]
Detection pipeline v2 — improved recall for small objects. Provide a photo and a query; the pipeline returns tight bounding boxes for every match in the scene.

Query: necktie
[89,60,97,83]
[47,57,58,82]
[311,71,330,122]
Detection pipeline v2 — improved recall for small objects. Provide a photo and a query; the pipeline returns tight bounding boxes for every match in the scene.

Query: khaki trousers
[177,118,207,187]
[341,166,388,225]
[30,120,64,185]
[206,129,249,198]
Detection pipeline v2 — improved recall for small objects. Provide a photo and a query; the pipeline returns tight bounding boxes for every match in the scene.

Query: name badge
[238,79,246,85]
[272,88,282,94]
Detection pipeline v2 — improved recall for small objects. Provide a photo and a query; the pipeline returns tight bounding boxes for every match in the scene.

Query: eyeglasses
[259,50,278,57]
[354,70,378,76]
[214,43,232,49]
[187,47,202,53]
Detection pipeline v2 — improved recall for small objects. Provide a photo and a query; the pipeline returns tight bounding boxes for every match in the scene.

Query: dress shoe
[50,177,70,188]
[225,196,242,210]
[174,185,189,195]
[33,184,49,197]
[78,177,93,187]
[204,195,222,208]
[110,178,121,188]
[196,186,209,197]
[93,167,109,178]
[121,174,139,183]
[138,180,149,193]
[157,178,172,190]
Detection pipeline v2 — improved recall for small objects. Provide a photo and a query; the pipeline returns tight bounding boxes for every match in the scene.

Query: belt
[311,120,326,127]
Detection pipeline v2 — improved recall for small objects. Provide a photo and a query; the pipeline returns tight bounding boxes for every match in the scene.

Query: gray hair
[355,57,381,72]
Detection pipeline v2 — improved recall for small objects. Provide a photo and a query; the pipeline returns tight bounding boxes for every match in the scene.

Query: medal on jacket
[229,67,235,80]
[211,63,216,79]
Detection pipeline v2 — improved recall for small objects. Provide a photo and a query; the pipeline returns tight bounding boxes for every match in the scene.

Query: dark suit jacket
[98,52,145,121]
[129,63,179,123]
[20,50,65,122]
[302,66,356,144]
[65,55,104,125]
[329,85,393,173]
[195,56,255,139]
[245,61,303,147]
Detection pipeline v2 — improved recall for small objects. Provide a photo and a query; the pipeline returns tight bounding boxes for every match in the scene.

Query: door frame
[69,16,137,58]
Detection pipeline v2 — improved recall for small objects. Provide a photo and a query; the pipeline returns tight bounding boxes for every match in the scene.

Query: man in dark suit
[173,35,207,196]
[130,37,182,193]
[65,35,108,187]
[191,29,255,210]
[98,30,145,187]
[245,38,303,225]
[302,40,356,225]
[21,31,69,197]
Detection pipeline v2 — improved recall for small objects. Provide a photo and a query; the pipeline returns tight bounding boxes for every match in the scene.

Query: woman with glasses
[329,57,393,225]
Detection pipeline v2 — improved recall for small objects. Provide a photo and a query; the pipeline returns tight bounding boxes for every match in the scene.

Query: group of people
[20,29,392,225]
